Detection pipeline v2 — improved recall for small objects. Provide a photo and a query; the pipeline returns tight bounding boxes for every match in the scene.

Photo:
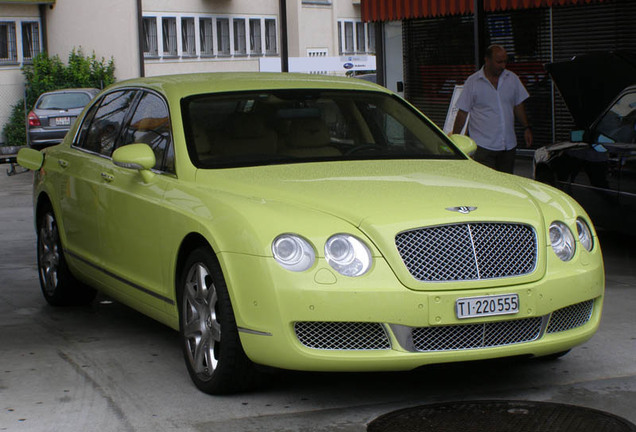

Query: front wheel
[37,206,96,306]
[178,247,259,394]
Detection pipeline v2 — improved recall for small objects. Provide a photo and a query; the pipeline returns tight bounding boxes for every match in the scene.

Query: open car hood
[545,51,636,129]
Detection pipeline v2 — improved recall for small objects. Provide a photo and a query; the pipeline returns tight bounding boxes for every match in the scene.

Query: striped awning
[362,0,604,21]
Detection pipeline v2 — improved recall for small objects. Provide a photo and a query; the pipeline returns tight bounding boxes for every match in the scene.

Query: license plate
[456,294,519,319]
[54,116,71,126]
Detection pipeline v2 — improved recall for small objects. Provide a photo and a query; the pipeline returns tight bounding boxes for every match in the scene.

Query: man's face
[485,48,508,77]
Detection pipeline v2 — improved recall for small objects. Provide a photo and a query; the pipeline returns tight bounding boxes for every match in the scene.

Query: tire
[178,247,259,394]
[37,206,96,306]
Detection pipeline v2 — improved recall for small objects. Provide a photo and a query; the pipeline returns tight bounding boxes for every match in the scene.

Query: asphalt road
[1,164,635,432]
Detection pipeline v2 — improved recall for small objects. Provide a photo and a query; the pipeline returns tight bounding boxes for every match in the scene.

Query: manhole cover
[368,400,636,432]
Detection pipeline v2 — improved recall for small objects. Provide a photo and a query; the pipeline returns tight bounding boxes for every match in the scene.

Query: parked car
[534,52,636,233]
[18,73,604,395]
[27,88,99,149]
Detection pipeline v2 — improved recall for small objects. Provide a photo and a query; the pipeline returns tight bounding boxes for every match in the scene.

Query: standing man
[452,44,533,173]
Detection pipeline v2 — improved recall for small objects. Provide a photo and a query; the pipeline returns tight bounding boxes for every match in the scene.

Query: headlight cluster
[272,233,372,277]
[549,218,594,261]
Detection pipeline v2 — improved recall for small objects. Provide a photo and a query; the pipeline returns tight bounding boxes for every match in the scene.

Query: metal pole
[473,0,485,70]
[279,0,289,72]
[137,0,146,77]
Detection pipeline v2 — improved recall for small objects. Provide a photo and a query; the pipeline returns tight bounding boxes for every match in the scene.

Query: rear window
[37,92,93,110]
[182,89,462,168]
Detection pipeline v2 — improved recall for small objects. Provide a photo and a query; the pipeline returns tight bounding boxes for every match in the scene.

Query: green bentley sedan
[18,73,604,394]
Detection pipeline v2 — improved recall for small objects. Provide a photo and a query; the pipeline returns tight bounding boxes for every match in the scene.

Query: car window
[182,89,461,168]
[594,91,636,144]
[121,92,174,173]
[76,90,137,156]
[37,93,92,110]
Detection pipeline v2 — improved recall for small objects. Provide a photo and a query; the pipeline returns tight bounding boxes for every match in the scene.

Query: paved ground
[0,162,635,432]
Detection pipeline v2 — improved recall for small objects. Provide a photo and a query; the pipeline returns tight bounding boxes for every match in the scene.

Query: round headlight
[549,221,576,261]
[325,234,372,277]
[576,218,594,252]
[272,234,315,272]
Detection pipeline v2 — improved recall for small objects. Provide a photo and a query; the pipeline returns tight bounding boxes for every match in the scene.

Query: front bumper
[220,251,604,372]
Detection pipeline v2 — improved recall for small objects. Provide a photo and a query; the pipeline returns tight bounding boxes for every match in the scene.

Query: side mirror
[112,143,156,182]
[17,148,44,171]
[570,130,585,142]
[449,134,477,157]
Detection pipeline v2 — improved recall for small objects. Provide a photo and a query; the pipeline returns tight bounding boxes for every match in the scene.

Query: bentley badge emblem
[446,206,477,214]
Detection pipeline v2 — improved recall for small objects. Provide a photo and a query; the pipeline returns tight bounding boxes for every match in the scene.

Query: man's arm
[513,102,533,147]
[452,109,469,135]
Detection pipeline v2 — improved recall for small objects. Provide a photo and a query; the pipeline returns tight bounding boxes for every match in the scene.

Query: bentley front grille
[546,300,594,333]
[294,321,391,350]
[395,223,537,282]
[411,317,544,351]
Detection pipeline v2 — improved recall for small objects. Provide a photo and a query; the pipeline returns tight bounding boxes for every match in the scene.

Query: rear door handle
[101,172,114,182]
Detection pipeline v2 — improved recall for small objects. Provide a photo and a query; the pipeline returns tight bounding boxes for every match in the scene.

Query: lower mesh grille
[547,300,594,333]
[294,322,391,350]
[412,317,543,351]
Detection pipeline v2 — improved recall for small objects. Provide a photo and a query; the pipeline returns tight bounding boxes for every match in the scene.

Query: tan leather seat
[282,118,341,157]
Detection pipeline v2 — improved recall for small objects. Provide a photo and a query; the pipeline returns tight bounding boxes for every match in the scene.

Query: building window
[0,22,17,64]
[217,18,230,56]
[21,22,40,62]
[356,22,365,53]
[249,18,262,55]
[162,17,177,57]
[200,18,214,57]
[142,17,158,57]
[233,18,246,56]
[265,19,277,55]
[181,17,195,57]
[339,20,374,55]
[344,22,354,54]
[367,23,376,54]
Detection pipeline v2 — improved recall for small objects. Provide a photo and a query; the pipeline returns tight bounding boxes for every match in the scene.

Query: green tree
[2,48,115,146]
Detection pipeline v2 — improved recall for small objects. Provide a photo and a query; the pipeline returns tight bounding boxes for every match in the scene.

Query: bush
[2,48,115,146]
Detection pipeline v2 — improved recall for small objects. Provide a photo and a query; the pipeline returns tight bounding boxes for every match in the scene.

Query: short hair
[485,44,505,59]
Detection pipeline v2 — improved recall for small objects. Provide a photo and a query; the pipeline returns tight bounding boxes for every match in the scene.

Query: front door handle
[101,172,114,182]
[57,159,69,168]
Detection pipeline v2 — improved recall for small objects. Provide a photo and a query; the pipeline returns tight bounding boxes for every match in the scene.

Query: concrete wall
[44,0,140,81]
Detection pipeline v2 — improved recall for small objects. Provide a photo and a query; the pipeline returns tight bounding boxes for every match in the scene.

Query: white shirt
[456,68,529,151]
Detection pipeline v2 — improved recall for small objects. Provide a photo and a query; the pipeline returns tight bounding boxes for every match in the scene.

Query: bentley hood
[200,159,551,236]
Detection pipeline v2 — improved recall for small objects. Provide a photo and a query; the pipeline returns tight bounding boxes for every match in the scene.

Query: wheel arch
[174,232,215,301]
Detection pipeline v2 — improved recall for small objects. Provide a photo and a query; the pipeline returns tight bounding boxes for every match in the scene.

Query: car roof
[103,72,390,101]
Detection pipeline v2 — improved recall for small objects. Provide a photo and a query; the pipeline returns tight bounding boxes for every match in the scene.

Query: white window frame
[233,18,247,56]
[161,17,178,57]
[142,14,276,60]
[0,18,42,66]
[338,20,374,55]
[181,17,196,57]
[142,17,159,58]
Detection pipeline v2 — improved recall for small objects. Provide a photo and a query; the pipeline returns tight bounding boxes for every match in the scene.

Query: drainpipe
[38,4,48,54]
[136,0,145,77]
[279,0,289,72]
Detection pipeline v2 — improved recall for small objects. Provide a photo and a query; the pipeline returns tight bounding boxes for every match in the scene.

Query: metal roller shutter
[403,0,636,147]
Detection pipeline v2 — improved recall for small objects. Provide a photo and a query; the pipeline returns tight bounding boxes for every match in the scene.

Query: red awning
[362,0,604,22]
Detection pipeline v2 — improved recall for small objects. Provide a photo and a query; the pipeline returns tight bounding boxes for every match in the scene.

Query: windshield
[594,91,636,144]
[37,92,92,110]
[182,90,463,168]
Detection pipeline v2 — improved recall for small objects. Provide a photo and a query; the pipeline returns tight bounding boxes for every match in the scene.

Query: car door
[98,90,177,310]
[57,90,137,271]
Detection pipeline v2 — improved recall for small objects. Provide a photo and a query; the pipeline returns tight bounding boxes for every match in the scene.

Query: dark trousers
[474,146,516,174]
